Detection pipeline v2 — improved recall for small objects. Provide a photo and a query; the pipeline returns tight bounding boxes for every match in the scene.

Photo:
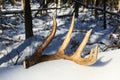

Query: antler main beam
[23,16,57,68]
[23,14,98,68]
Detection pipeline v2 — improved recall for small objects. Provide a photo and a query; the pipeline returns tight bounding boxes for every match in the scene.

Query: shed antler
[23,16,57,68]
[23,15,98,68]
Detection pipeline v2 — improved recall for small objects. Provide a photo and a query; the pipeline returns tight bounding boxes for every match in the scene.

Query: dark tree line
[1,0,119,39]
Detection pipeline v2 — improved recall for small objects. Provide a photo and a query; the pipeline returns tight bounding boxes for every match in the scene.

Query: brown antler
[23,16,57,68]
[33,29,98,65]
[23,14,98,68]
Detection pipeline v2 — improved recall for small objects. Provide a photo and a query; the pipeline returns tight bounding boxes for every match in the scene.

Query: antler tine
[23,16,57,68]
[71,29,92,59]
[35,16,57,56]
[57,14,75,55]
[70,29,99,65]
[88,45,98,65]
[78,45,98,65]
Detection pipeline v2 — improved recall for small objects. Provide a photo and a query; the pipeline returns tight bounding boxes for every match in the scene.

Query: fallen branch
[0,37,22,42]
[73,29,87,33]
[87,41,120,52]
[0,6,68,14]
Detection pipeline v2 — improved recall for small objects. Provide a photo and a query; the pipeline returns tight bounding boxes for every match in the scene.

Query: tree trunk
[21,0,24,10]
[118,0,120,12]
[10,0,15,6]
[95,0,99,17]
[40,0,48,15]
[24,0,33,39]
[0,0,4,9]
[74,2,79,18]
[103,0,106,29]
[58,0,61,8]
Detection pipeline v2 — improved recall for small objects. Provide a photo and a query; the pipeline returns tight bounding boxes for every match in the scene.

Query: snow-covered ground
[0,1,120,80]
[0,49,120,80]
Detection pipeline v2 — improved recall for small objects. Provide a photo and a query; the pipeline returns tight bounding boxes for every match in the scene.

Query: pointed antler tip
[52,15,57,19]
[95,44,99,48]
[89,29,93,32]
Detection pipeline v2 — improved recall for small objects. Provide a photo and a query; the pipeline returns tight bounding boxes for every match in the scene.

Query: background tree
[0,0,4,9]
[94,0,99,17]
[103,0,106,29]
[74,2,79,18]
[24,0,33,39]
[118,0,120,12]
[10,0,15,6]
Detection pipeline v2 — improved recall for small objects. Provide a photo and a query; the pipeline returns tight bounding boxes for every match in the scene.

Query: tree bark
[40,0,48,15]
[118,0,120,12]
[74,2,79,18]
[10,0,15,6]
[58,0,61,8]
[21,0,24,10]
[0,0,4,9]
[94,0,99,17]
[103,0,106,29]
[24,0,33,39]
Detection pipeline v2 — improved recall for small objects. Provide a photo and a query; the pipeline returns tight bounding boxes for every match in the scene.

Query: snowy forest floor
[0,2,120,67]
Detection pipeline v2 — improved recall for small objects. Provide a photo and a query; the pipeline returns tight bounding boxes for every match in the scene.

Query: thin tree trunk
[0,0,4,9]
[103,0,106,29]
[21,0,24,10]
[24,0,33,39]
[11,0,15,6]
[40,0,48,15]
[58,0,61,8]
[74,2,79,18]
[95,0,99,17]
[118,0,120,12]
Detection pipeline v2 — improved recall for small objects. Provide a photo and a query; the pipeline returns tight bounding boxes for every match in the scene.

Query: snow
[0,1,120,80]
[0,49,120,80]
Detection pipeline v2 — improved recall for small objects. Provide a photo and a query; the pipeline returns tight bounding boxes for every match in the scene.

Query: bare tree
[74,2,79,18]
[103,0,106,29]
[0,0,4,9]
[24,0,33,39]
[118,0,120,12]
